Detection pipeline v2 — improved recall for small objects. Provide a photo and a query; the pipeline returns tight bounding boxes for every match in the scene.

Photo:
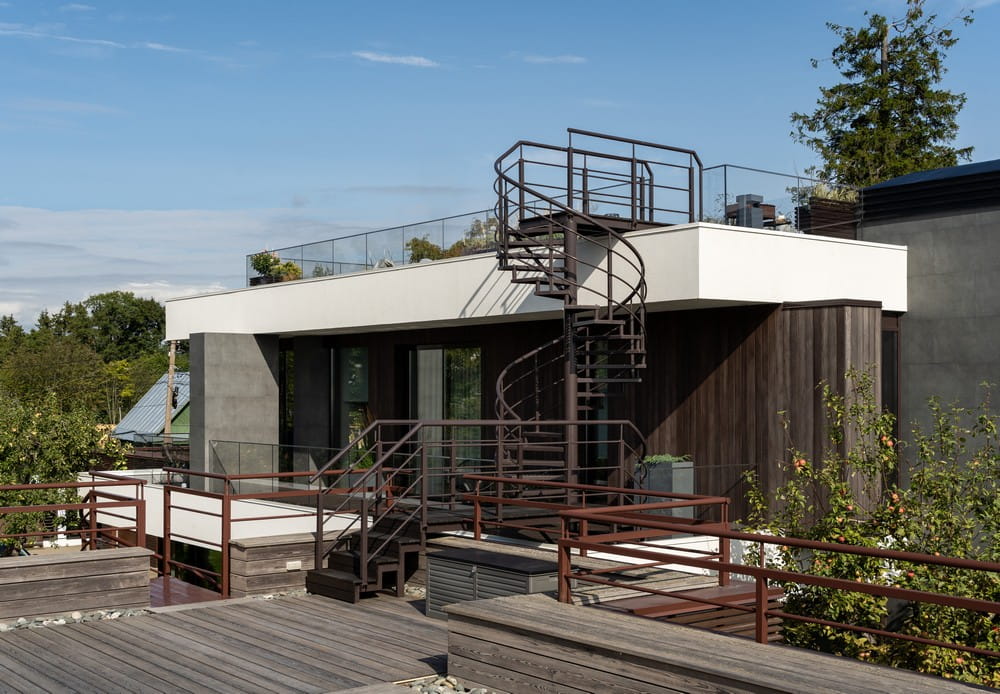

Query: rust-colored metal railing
[556,508,1000,657]
[0,477,146,553]
[307,419,646,589]
[160,467,348,597]
[463,475,729,564]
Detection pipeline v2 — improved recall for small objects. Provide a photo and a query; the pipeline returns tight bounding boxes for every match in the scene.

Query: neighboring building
[165,131,907,518]
[858,159,1000,439]
[113,371,190,444]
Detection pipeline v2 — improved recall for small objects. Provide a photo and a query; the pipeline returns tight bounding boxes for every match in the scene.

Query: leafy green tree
[0,314,25,364]
[0,392,128,545]
[791,0,974,187]
[746,371,1000,686]
[50,291,165,363]
[0,334,105,413]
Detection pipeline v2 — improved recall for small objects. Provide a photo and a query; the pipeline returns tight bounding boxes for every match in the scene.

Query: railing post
[518,158,525,218]
[755,542,768,644]
[162,486,171,577]
[449,442,457,511]
[473,495,482,542]
[558,517,572,603]
[87,490,98,550]
[360,495,370,587]
[136,498,146,551]
[688,164,696,223]
[420,445,428,530]
[630,157,638,222]
[221,487,231,598]
[315,488,325,571]
[720,501,731,587]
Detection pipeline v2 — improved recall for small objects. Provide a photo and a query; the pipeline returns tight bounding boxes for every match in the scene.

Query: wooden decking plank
[448,595,978,693]
[146,615,333,693]
[192,601,425,680]
[243,599,437,657]
[157,611,371,688]
[449,630,689,694]
[449,617,742,694]
[263,597,445,660]
[463,597,814,685]
[297,595,446,642]
[30,626,167,694]
[70,621,207,693]
[0,635,74,694]
[448,653,591,694]
[45,623,182,694]
[101,620,254,694]
[1,628,127,694]
[109,619,278,694]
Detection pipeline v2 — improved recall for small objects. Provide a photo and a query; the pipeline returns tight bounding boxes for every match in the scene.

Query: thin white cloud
[523,54,586,64]
[60,3,96,11]
[11,97,124,115]
[352,50,439,68]
[0,23,124,48]
[139,40,193,54]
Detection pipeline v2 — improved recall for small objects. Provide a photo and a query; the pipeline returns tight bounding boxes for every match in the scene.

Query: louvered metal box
[425,548,559,619]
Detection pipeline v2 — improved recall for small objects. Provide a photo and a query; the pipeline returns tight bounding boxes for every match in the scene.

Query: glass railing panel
[301,240,334,279]
[368,226,406,267]
[332,233,369,275]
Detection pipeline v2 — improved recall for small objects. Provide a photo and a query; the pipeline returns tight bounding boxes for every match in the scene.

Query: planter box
[0,547,152,621]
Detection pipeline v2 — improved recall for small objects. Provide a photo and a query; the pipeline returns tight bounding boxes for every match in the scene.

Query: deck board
[0,594,446,693]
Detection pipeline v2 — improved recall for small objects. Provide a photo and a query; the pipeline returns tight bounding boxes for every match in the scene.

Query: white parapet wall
[166,222,906,340]
[83,470,357,551]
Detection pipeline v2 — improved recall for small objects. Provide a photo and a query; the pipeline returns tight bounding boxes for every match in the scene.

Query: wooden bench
[446,593,985,694]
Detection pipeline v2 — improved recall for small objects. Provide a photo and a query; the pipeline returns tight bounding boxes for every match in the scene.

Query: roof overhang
[165,222,906,340]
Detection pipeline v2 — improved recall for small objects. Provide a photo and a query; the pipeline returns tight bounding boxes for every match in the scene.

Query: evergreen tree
[791,1,974,188]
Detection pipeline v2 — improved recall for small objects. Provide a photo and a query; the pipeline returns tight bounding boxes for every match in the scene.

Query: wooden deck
[0,594,446,693]
[149,576,222,608]
[446,594,988,694]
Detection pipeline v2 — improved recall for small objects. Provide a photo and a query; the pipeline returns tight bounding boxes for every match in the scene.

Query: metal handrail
[556,508,1000,657]
[307,418,648,588]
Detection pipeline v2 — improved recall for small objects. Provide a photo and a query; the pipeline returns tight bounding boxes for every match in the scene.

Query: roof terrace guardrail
[703,164,858,234]
[245,208,497,287]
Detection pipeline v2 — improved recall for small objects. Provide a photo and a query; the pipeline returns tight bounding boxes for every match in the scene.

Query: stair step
[305,569,362,603]
[578,377,643,384]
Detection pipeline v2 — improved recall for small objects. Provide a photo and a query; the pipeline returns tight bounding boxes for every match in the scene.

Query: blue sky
[1,0,997,324]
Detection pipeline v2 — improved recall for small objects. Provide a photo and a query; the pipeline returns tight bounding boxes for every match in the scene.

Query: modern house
[165,130,907,522]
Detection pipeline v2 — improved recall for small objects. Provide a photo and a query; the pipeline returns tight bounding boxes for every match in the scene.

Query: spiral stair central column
[562,216,579,490]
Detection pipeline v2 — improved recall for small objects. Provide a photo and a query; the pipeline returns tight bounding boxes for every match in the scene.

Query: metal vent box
[425,548,559,619]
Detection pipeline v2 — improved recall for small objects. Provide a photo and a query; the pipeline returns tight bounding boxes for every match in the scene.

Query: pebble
[404,675,498,693]
[0,607,150,631]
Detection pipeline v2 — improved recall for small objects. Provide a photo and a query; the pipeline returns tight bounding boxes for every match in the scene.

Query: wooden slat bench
[446,593,987,694]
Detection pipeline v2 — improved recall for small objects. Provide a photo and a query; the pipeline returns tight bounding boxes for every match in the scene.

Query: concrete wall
[861,206,1000,434]
[190,332,280,474]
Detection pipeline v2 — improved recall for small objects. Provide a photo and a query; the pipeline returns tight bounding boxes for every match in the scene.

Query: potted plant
[636,453,694,517]
[249,251,303,285]
[250,250,280,285]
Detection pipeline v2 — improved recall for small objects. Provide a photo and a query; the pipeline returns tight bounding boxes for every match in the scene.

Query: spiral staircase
[494,129,701,484]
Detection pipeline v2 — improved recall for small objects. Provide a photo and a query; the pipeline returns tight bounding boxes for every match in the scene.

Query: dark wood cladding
[629,302,881,520]
[796,198,858,240]
[324,302,882,522]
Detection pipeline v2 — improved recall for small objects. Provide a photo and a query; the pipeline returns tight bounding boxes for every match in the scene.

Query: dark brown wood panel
[319,302,883,522]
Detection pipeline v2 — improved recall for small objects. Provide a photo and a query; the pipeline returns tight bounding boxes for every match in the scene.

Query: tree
[791,1,974,188]
[746,371,1000,686]
[0,392,128,546]
[58,291,166,363]
[0,334,105,413]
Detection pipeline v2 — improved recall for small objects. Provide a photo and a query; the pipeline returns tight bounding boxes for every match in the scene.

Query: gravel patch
[0,607,151,631]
